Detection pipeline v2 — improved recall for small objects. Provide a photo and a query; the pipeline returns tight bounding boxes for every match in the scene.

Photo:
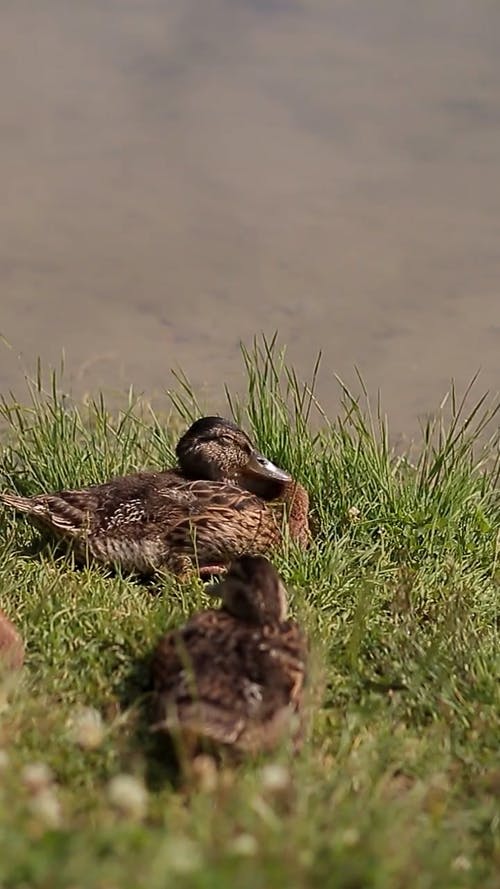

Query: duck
[0,609,24,671]
[151,555,307,757]
[0,417,310,578]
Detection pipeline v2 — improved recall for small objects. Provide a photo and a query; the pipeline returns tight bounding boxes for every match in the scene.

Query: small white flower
[259,763,291,795]
[452,855,471,872]
[161,837,202,874]
[67,706,105,750]
[108,774,148,820]
[21,762,54,795]
[30,788,62,828]
[340,828,360,847]
[347,506,361,522]
[231,833,258,857]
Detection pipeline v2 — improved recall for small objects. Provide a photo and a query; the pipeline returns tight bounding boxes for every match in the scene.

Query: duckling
[151,555,307,757]
[0,609,24,671]
[0,417,310,578]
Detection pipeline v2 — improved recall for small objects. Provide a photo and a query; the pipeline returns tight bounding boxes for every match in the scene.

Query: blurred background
[1,0,499,435]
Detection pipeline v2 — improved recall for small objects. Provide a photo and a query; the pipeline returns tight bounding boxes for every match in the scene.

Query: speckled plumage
[151,556,307,756]
[0,417,310,578]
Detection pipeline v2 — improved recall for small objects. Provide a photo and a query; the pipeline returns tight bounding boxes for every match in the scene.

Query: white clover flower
[108,773,148,820]
[67,706,105,750]
[21,762,54,795]
[231,833,258,857]
[452,855,471,872]
[259,763,292,795]
[340,828,360,847]
[160,837,202,874]
[30,788,62,828]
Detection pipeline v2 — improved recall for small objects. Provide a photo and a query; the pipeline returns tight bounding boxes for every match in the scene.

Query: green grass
[0,337,499,888]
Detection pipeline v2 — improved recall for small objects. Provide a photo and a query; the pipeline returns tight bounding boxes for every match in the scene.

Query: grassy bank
[0,339,499,888]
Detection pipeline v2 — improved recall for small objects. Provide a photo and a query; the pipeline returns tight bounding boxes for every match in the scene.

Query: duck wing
[160,481,282,569]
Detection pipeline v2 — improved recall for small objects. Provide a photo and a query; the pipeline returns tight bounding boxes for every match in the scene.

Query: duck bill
[242,451,291,483]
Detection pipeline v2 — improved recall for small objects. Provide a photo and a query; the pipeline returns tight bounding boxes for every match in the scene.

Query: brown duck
[0,417,310,578]
[151,555,307,756]
[0,609,24,671]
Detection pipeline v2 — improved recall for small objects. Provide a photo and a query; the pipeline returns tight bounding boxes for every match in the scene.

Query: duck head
[176,416,291,490]
[207,555,289,625]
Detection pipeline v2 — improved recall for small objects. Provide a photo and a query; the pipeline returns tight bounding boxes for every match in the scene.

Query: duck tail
[0,491,85,534]
[0,492,37,513]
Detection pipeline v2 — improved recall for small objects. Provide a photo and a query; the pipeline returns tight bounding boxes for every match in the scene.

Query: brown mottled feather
[151,556,307,756]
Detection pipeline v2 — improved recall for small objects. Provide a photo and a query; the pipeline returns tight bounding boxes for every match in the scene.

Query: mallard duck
[0,609,24,671]
[0,417,310,578]
[151,555,307,757]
